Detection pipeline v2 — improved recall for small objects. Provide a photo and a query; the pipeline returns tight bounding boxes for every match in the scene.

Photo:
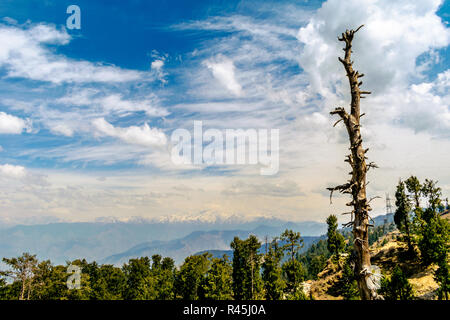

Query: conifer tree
[337,256,359,300]
[200,255,233,300]
[122,257,156,300]
[435,260,450,300]
[326,215,346,262]
[175,253,210,300]
[394,180,414,253]
[379,266,414,300]
[279,229,306,298]
[280,229,304,262]
[262,238,286,300]
[230,235,263,300]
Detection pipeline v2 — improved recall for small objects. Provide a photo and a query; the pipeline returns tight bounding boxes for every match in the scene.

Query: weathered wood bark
[328,26,382,300]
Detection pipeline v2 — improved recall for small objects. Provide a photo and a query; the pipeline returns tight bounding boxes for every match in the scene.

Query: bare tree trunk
[328,26,382,300]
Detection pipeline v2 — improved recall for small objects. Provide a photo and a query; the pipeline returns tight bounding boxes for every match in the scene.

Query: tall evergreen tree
[200,255,233,300]
[279,230,306,299]
[435,260,450,300]
[175,253,210,300]
[336,256,359,300]
[415,180,449,267]
[326,215,346,262]
[379,266,414,300]
[405,176,422,209]
[394,180,414,253]
[122,257,156,300]
[153,256,176,300]
[32,260,69,300]
[298,239,330,280]
[280,229,303,262]
[0,277,6,300]
[262,238,285,300]
[230,235,263,300]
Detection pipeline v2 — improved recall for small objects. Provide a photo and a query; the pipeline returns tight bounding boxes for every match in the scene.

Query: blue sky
[0,0,449,225]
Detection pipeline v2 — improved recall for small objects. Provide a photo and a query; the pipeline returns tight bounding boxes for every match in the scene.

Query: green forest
[0,176,448,301]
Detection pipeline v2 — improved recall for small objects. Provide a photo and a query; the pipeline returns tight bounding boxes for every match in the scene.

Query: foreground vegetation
[0,177,448,300]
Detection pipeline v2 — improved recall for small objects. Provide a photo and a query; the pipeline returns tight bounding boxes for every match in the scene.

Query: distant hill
[102,229,323,266]
[372,213,394,226]
[0,218,326,265]
[194,234,326,263]
[194,250,234,260]
[102,230,250,265]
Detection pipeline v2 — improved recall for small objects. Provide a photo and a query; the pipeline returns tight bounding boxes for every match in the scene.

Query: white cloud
[50,123,74,137]
[92,118,167,147]
[296,0,450,137]
[0,111,30,134]
[204,55,242,96]
[58,90,169,117]
[296,0,449,96]
[98,94,167,117]
[151,59,164,70]
[223,180,305,197]
[0,164,26,178]
[151,59,168,84]
[0,23,142,83]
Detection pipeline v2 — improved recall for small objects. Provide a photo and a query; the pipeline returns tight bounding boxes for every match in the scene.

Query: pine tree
[326,215,346,262]
[298,239,330,280]
[32,260,69,300]
[415,180,449,267]
[262,238,286,300]
[153,256,176,300]
[379,266,414,300]
[175,253,211,300]
[122,257,156,300]
[281,259,307,299]
[434,260,450,300]
[200,255,233,300]
[394,180,414,253]
[230,235,263,300]
[0,277,6,300]
[279,229,306,299]
[280,229,304,262]
[337,257,359,300]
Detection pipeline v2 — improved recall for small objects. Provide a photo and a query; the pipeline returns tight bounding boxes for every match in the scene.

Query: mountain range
[0,214,393,266]
[0,217,328,265]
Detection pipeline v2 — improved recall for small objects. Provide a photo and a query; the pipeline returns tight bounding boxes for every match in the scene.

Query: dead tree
[327,25,382,300]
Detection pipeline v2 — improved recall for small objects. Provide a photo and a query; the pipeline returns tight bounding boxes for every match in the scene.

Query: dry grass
[304,231,441,300]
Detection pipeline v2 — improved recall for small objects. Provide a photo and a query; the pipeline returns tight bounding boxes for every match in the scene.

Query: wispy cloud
[204,55,242,96]
[0,23,143,83]
[92,118,167,147]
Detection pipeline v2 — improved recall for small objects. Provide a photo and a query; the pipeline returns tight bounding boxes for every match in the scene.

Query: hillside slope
[303,231,440,300]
